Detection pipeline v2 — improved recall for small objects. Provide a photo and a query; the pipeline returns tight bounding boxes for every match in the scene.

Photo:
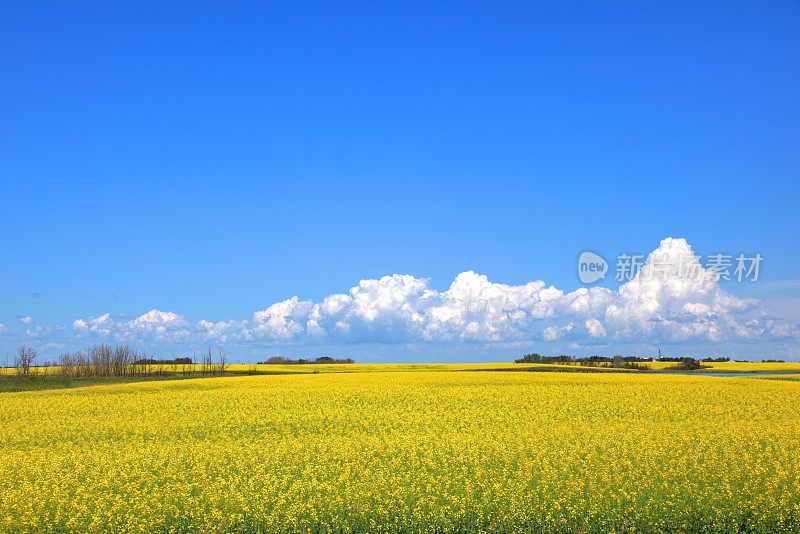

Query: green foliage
[260,356,355,364]
[667,358,706,371]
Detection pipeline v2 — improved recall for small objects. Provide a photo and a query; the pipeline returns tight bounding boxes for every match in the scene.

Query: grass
[0,373,209,393]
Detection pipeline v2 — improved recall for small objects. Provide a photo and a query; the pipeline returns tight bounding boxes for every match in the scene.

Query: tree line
[514,353,653,367]
[258,356,355,365]
[515,353,736,366]
[514,353,712,370]
[7,344,230,378]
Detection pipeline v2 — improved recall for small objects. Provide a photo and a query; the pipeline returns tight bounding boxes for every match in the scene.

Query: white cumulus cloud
[73,310,191,342]
[73,313,114,336]
[197,319,251,343]
[253,297,314,340]
[585,318,607,338]
[247,237,797,345]
[69,238,799,349]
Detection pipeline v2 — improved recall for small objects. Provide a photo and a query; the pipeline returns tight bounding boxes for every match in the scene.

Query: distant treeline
[515,353,734,365]
[259,356,355,365]
[514,353,716,370]
[513,353,649,369]
[7,344,229,378]
[515,353,651,365]
[132,357,193,365]
[58,346,230,378]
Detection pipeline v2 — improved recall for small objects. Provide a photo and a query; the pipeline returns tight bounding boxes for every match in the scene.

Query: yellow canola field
[4,359,800,377]
[1,371,800,532]
[0,361,600,377]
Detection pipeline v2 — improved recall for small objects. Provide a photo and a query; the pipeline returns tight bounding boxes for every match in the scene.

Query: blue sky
[1,2,798,362]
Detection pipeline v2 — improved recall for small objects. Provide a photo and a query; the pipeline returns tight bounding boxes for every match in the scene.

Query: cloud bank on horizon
[64,238,798,351]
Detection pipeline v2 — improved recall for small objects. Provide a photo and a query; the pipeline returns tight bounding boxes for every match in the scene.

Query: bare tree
[181,358,193,377]
[12,343,232,381]
[58,352,78,378]
[112,345,135,376]
[217,346,229,375]
[87,344,114,376]
[15,346,37,378]
[202,348,214,376]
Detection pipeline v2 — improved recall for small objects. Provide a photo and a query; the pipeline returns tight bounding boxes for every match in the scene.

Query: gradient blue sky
[1,2,798,362]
